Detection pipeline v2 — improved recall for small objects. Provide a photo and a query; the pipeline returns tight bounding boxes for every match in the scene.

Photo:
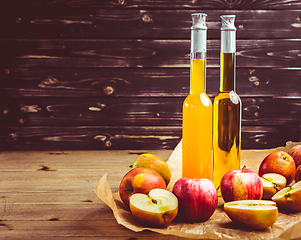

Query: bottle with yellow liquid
[182,13,212,179]
[213,15,242,191]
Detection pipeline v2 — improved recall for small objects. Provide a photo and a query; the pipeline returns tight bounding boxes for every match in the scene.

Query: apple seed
[285,186,292,198]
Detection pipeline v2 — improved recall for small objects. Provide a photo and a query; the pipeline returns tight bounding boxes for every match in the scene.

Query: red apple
[172,178,218,222]
[119,167,166,207]
[258,151,296,185]
[220,166,263,203]
[295,165,301,182]
[289,145,301,168]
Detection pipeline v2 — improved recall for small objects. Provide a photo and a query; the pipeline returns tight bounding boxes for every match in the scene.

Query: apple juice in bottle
[182,13,212,179]
[213,15,242,191]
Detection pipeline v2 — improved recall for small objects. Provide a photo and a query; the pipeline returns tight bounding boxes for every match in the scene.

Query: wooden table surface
[1,149,193,240]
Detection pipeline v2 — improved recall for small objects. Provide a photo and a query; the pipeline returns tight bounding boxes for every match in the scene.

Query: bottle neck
[220,52,236,92]
[190,55,206,94]
[220,29,236,92]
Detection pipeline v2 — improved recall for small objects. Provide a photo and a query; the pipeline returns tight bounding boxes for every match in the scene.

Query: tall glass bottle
[213,15,242,190]
[182,13,212,179]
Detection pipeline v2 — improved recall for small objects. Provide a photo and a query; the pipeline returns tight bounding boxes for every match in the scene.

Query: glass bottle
[213,15,242,191]
[182,13,213,179]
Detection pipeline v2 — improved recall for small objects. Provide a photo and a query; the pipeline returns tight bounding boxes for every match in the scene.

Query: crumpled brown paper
[94,141,301,240]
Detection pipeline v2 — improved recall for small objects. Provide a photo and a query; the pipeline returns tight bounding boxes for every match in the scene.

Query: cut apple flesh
[261,173,287,199]
[129,188,178,226]
[262,173,286,188]
[224,200,278,229]
[272,181,301,212]
[130,189,177,213]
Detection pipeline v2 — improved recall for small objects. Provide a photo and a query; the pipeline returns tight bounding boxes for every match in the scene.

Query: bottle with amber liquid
[213,15,242,191]
[182,13,212,180]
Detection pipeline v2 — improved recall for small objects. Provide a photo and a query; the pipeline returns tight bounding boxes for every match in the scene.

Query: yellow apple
[224,200,278,229]
[129,188,178,227]
[261,173,287,199]
[272,180,301,212]
[131,153,171,186]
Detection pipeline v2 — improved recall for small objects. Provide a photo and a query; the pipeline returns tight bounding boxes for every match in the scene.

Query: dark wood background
[0,0,300,151]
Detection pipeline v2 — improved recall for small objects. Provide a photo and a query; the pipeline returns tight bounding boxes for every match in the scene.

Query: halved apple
[272,180,301,212]
[129,188,178,227]
[261,173,287,199]
[224,200,278,229]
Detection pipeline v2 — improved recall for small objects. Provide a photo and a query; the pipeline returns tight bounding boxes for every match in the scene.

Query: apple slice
[129,188,178,227]
[272,180,301,212]
[224,200,278,229]
[261,173,287,199]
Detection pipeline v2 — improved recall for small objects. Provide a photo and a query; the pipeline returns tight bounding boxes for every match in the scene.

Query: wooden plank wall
[0,0,300,151]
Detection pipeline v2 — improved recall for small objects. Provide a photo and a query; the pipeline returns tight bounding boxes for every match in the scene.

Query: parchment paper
[94,141,301,240]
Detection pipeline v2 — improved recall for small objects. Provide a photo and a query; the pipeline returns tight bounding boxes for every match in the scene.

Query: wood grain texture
[1,68,300,97]
[0,150,184,240]
[1,39,301,68]
[0,125,299,151]
[4,0,301,9]
[1,97,300,126]
[0,0,300,151]
[2,9,301,39]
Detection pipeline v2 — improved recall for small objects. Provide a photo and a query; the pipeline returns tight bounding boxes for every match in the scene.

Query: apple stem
[241,165,247,172]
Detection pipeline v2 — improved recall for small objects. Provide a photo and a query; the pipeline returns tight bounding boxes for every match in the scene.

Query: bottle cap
[221,15,236,31]
[190,13,207,56]
[191,13,207,30]
[220,15,236,53]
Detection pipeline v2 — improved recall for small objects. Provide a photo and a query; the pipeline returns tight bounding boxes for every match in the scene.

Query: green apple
[261,173,287,199]
[224,200,278,229]
[131,153,171,186]
[272,180,301,212]
[129,188,178,227]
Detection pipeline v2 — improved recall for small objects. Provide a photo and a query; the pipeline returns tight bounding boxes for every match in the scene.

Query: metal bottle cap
[191,13,207,57]
[220,15,236,53]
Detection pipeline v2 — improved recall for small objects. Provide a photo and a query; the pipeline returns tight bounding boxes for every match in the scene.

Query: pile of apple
[118,145,301,230]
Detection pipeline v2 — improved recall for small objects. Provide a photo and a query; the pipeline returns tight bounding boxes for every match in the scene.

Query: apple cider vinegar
[213,15,242,191]
[182,13,212,180]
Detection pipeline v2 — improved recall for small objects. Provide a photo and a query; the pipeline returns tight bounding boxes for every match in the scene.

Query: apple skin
[131,153,171,186]
[224,200,278,229]
[119,167,166,207]
[272,181,301,212]
[220,167,263,203]
[258,151,296,185]
[295,165,301,182]
[172,178,218,222]
[289,145,301,168]
[129,189,178,227]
